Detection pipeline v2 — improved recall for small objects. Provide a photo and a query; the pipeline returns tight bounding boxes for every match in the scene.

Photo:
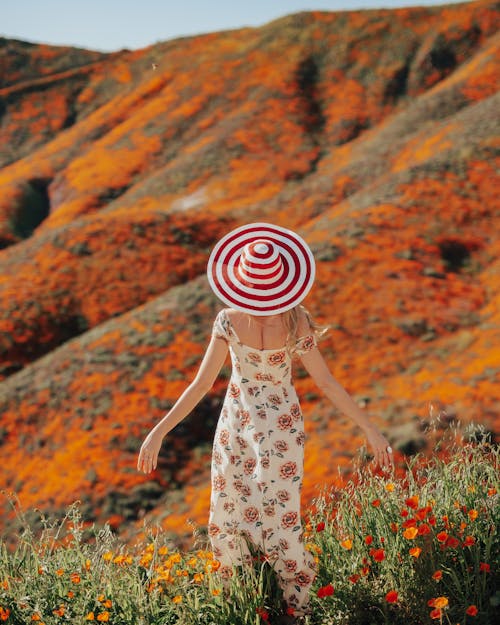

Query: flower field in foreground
[1,438,498,624]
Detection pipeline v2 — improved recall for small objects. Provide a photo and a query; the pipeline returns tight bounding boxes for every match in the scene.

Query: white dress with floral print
[209,309,317,613]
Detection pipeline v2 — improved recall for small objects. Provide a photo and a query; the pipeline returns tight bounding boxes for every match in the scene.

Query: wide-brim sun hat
[207,222,316,316]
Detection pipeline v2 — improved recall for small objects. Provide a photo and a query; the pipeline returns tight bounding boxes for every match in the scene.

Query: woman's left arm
[299,346,394,469]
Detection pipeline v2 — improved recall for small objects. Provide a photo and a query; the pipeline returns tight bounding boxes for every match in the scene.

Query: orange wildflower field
[0,0,498,545]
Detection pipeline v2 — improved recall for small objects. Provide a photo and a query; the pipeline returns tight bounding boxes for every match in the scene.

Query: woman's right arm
[137,335,228,474]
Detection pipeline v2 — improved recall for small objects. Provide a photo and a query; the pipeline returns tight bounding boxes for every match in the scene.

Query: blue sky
[2,0,464,52]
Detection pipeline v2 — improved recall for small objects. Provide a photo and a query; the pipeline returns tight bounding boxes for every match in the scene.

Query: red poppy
[370,548,385,562]
[405,495,419,509]
[317,583,334,598]
[385,590,398,603]
[445,536,460,549]
[466,605,478,616]
[418,523,431,535]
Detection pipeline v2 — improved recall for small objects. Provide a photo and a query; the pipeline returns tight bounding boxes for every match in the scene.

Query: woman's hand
[365,427,394,470]
[137,430,163,474]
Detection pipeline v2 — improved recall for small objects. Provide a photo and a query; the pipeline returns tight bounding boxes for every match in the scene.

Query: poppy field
[0,436,498,624]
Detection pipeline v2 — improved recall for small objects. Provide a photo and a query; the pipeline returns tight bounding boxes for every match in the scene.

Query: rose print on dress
[236,435,248,450]
[243,458,257,475]
[267,351,286,366]
[295,571,313,587]
[229,383,240,398]
[208,523,220,536]
[260,453,270,469]
[238,409,251,427]
[213,450,223,465]
[296,335,316,353]
[244,506,260,523]
[213,475,226,491]
[267,394,282,406]
[274,440,289,452]
[278,414,293,430]
[247,352,262,363]
[281,511,298,529]
[290,403,301,420]
[277,489,291,502]
[219,429,230,445]
[279,461,298,479]
[256,372,274,382]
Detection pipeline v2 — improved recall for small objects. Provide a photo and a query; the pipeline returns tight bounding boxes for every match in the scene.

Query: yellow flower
[97,612,110,622]
[159,546,169,556]
[193,572,204,583]
[403,527,418,540]
[205,559,221,573]
[211,588,221,596]
[55,569,65,577]
[102,552,113,562]
[172,595,183,604]
[340,539,353,550]
[409,547,422,558]
[113,554,133,566]
[385,483,395,492]
[140,553,153,567]
[85,613,95,621]
[434,597,449,609]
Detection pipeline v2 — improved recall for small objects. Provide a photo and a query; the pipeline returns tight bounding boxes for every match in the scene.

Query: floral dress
[209,309,317,613]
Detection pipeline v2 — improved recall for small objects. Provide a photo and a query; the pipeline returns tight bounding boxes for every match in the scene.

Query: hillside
[0,0,498,543]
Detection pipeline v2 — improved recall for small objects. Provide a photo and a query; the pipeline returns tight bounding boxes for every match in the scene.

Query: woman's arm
[137,335,228,474]
[299,346,393,469]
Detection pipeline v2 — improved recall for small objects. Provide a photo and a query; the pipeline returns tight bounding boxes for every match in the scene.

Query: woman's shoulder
[213,308,241,338]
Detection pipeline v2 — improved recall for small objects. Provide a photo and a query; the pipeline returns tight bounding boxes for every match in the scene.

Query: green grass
[1,434,498,624]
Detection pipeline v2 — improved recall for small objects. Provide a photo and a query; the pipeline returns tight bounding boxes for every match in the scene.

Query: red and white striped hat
[207,223,315,316]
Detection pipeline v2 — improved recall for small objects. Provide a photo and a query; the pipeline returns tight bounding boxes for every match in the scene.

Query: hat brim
[207,223,315,316]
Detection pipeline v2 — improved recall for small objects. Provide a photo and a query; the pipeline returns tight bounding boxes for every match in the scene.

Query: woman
[138,223,393,624]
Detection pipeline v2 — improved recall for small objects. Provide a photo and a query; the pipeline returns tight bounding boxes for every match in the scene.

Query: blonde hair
[283,305,328,354]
